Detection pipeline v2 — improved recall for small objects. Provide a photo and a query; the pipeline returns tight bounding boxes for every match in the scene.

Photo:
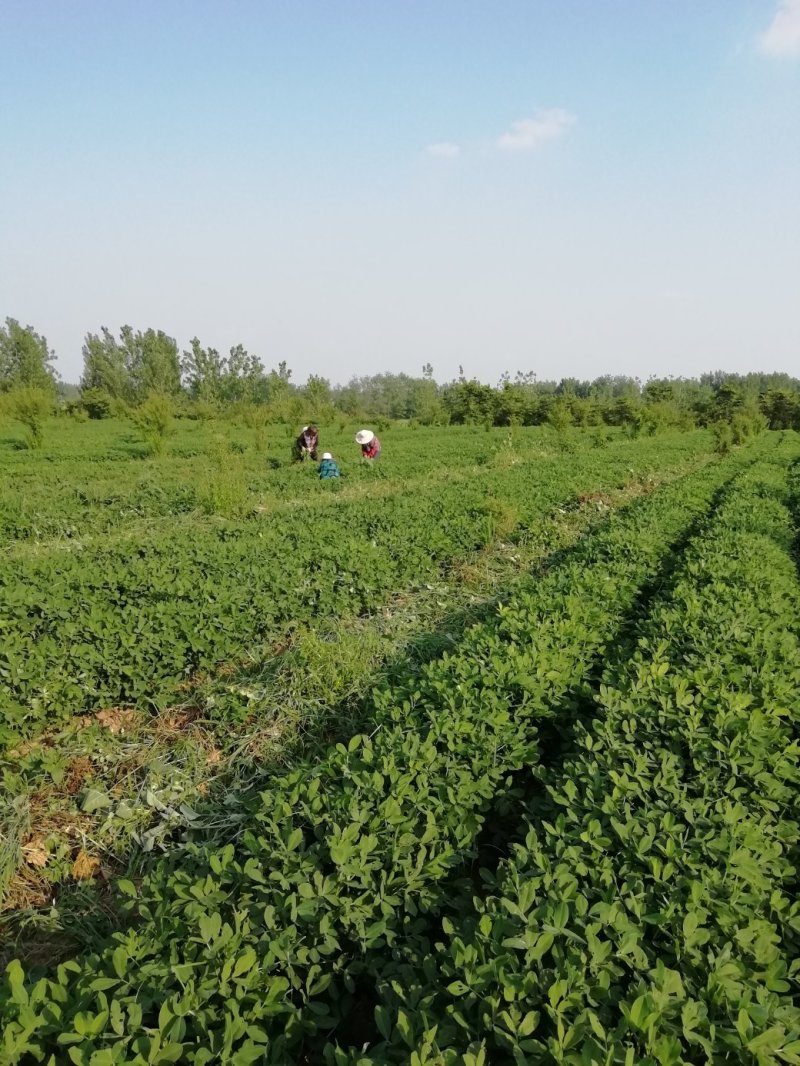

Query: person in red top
[355,429,381,460]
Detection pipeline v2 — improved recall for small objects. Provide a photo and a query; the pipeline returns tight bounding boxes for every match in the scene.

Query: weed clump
[198,436,250,517]
[130,394,174,457]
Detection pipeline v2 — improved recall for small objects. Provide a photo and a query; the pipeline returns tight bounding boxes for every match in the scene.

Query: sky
[1,1,798,387]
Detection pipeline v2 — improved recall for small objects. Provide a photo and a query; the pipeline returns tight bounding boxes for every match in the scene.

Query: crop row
[368,451,800,1063]
[1,431,711,739]
[0,422,639,543]
[0,439,771,1063]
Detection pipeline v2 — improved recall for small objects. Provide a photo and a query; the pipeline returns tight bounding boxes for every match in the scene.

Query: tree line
[2,317,800,444]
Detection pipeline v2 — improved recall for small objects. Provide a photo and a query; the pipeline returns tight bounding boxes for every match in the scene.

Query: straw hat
[355,429,374,445]
[322,452,332,460]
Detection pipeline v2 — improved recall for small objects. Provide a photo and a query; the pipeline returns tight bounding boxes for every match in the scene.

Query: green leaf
[81,789,112,814]
[112,946,128,980]
[531,932,554,961]
[396,1009,415,1049]
[232,1042,267,1066]
[375,1005,393,1041]
[747,1027,786,1054]
[587,1011,606,1040]
[447,981,469,996]
[286,828,303,851]
[6,959,28,1007]
[233,947,258,979]
[519,1011,539,1037]
[628,994,652,1032]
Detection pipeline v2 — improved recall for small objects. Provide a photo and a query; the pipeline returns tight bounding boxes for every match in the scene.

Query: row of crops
[2,426,711,738]
[3,432,799,1063]
[0,421,628,543]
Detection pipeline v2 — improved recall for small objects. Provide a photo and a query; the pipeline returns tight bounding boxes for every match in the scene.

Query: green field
[2,419,800,1063]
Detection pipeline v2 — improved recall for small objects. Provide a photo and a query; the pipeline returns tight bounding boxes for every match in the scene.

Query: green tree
[81,326,181,404]
[548,396,574,432]
[303,374,334,421]
[713,381,744,423]
[642,378,674,404]
[264,360,294,417]
[606,395,643,427]
[182,339,268,405]
[123,326,181,400]
[181,337,226,403]
[225,344,268,404]
[81,328,132,401]
[442,378,497,424]
[0,319,58,393]
[760,389,799,430]
[410,377,444,424]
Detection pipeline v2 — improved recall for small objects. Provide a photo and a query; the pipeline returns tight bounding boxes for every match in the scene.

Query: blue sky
[1,1,798,385]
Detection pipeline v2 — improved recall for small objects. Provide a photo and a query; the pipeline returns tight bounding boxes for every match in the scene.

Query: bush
[198,436,249,517]
[481,495,519,541]
[182,399,219,422]
[547,400,573,433]
[130,393,174,456]
[731,409,765,444]
[712,420,733,454]
[65,399,88,422]
[80,388,114,420]
[3,387,53,449]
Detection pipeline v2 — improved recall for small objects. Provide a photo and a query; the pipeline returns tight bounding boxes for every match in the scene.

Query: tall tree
[0,318,58,392]
[81,328,132,400]
[82,326,181,402]
[761,389,800,430]
[225,344,267,403]
[123,326,181,399]
[181,337,226,403]
[182,339,269,404]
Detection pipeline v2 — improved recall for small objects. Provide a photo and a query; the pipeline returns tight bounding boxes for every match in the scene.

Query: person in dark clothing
[318,452,340,479]
[355,429,381,460]
[293,424,319,462]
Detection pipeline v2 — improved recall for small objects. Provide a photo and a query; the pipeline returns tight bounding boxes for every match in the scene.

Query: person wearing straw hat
[355,428,381,460]
[318,451,340,479]
[292,423,319,462]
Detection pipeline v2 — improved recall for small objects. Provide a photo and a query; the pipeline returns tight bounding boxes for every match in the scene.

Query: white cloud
[760,0,800,55]
[496,107,576,151]
[425,142,461,158]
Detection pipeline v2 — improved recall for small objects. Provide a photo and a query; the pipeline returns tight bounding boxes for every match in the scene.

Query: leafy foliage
[130,393,174,456]
[0,319,58,394]
[1,388,53,449]
[0,425,714,736]
[5,434,797,1061]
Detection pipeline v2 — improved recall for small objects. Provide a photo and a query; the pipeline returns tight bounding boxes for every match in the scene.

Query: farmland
[2,417,800,1063]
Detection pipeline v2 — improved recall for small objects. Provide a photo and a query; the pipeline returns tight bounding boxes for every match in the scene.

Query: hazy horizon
[2,1,798,387]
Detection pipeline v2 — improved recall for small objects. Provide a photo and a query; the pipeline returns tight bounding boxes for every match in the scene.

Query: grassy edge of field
[0,448,717,961]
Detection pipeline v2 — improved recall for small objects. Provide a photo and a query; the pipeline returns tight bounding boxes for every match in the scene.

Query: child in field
[355,429,381,460]
[318,451,340,479]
